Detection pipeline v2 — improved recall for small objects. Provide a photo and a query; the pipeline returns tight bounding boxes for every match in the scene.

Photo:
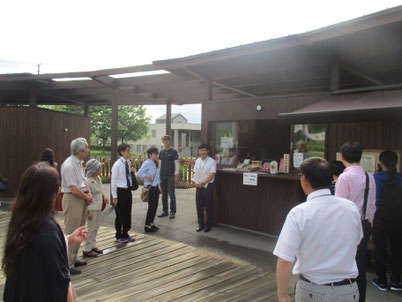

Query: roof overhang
[278,90,402,123]
[1,5,402,106]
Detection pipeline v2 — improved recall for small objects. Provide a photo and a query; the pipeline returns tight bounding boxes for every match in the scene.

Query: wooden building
[1,6,401,234]
[0,107,90,197]
[153,6,402,235]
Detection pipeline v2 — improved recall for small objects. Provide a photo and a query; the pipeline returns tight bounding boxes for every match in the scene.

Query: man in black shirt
[158,135,179,219]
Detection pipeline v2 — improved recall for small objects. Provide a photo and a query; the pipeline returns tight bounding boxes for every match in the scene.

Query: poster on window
[293,152,304,168]
[220,137,234,148]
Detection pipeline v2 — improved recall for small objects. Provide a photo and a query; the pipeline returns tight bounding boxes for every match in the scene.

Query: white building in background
[130,114,201,157]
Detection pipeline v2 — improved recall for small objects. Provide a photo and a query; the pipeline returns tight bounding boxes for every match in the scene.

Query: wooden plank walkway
[0,211,278,301]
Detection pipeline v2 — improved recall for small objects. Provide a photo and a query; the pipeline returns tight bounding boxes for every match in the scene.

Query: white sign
[293,152,304,168]
[243,173,258,186]
[360,153,376,174]
[220,136,234,148]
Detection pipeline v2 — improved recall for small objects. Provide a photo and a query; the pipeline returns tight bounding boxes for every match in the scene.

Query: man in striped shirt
[274,157,362,302]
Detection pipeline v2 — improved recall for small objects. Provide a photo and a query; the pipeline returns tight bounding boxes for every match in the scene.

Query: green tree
[90,106,112,148]
[117,106,150,143]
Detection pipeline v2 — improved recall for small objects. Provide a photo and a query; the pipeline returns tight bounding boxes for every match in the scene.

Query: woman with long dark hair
[2,163,87,302]
[137,147,161,233]
[372,150,402,292]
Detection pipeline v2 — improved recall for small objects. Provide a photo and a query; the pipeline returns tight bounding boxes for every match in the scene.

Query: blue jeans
[160,174,176,213]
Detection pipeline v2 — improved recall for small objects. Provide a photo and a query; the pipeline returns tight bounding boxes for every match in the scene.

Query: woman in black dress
[2,163,87,302]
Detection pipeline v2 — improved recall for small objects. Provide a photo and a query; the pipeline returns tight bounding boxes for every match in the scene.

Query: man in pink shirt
[335,141,376,302]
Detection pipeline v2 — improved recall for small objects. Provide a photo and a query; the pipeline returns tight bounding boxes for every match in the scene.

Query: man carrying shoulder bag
[335,141,376,302]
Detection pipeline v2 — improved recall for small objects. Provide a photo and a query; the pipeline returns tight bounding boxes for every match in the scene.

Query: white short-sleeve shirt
[194,156,217,184]
[273,189,363,285]
[61,155,86,193]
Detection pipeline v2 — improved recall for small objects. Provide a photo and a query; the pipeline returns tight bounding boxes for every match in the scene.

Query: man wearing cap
[158,135,179,219]
[274,157,362,302]
[61,137,93,275]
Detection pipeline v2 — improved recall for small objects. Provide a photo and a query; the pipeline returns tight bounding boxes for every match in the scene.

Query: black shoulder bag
[130,171,139,191]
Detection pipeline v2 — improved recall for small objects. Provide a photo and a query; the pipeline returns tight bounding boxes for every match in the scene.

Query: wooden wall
[202,94,402,167]
[327,120,402,170]
[214,172,305,235]
[0,107,90,197]
[201,94,321,143]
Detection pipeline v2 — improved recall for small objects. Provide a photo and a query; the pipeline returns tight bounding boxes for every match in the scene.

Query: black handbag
[130,172,139,191]
[0,178,8,192]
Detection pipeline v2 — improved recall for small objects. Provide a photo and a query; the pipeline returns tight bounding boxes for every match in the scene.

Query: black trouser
[145,186,160,226]
[161,174,176,213]
[373,214,402,284]
[115,188,132,239]
[196,183,214,228]
[356,221,371,302]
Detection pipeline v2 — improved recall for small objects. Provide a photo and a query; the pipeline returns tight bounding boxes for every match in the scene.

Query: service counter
[213,169,305,236]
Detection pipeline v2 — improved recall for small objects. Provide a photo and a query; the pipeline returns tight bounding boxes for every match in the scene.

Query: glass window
[214,122,237,165]
[292,124,326,168]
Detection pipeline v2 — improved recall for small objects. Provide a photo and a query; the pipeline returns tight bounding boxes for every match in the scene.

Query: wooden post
[84,104,90,117]
[204,80,212,102]
[166,100,172,137]
[29,90,37,107]
[202,80,212,144]
[111,91,118,166]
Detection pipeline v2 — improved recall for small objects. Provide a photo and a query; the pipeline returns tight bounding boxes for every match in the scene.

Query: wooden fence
[95,157,196,184]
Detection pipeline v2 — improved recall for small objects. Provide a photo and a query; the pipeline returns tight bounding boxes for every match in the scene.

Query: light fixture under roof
[53,77,92,82]
[110,70,169,79]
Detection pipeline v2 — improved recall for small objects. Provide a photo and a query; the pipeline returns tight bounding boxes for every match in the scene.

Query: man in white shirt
[193,144,216,233]
[274,157,363,302]
[111,143,136,243]
[61,137,93,275]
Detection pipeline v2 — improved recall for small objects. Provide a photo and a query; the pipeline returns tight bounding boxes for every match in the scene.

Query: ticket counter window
[292,124,326,167]
[214,122,237,165]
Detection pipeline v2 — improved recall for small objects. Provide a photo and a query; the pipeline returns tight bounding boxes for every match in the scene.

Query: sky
[1,0,401,123]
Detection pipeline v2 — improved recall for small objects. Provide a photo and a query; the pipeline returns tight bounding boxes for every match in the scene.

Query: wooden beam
[183,66,256,98]
[342,65,384,85]
[39,92,84,105]
[0,64,161,81]
[91,76,118,89]
[212,81,256,97]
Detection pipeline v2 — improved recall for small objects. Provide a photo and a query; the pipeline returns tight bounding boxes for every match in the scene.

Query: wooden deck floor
[0,211,277,301]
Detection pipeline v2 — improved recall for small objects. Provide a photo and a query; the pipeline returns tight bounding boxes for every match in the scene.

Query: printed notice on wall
[243,173,258,186]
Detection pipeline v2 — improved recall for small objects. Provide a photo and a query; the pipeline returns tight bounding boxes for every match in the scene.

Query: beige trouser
[62,193,87,267]
[83,210,102,252]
